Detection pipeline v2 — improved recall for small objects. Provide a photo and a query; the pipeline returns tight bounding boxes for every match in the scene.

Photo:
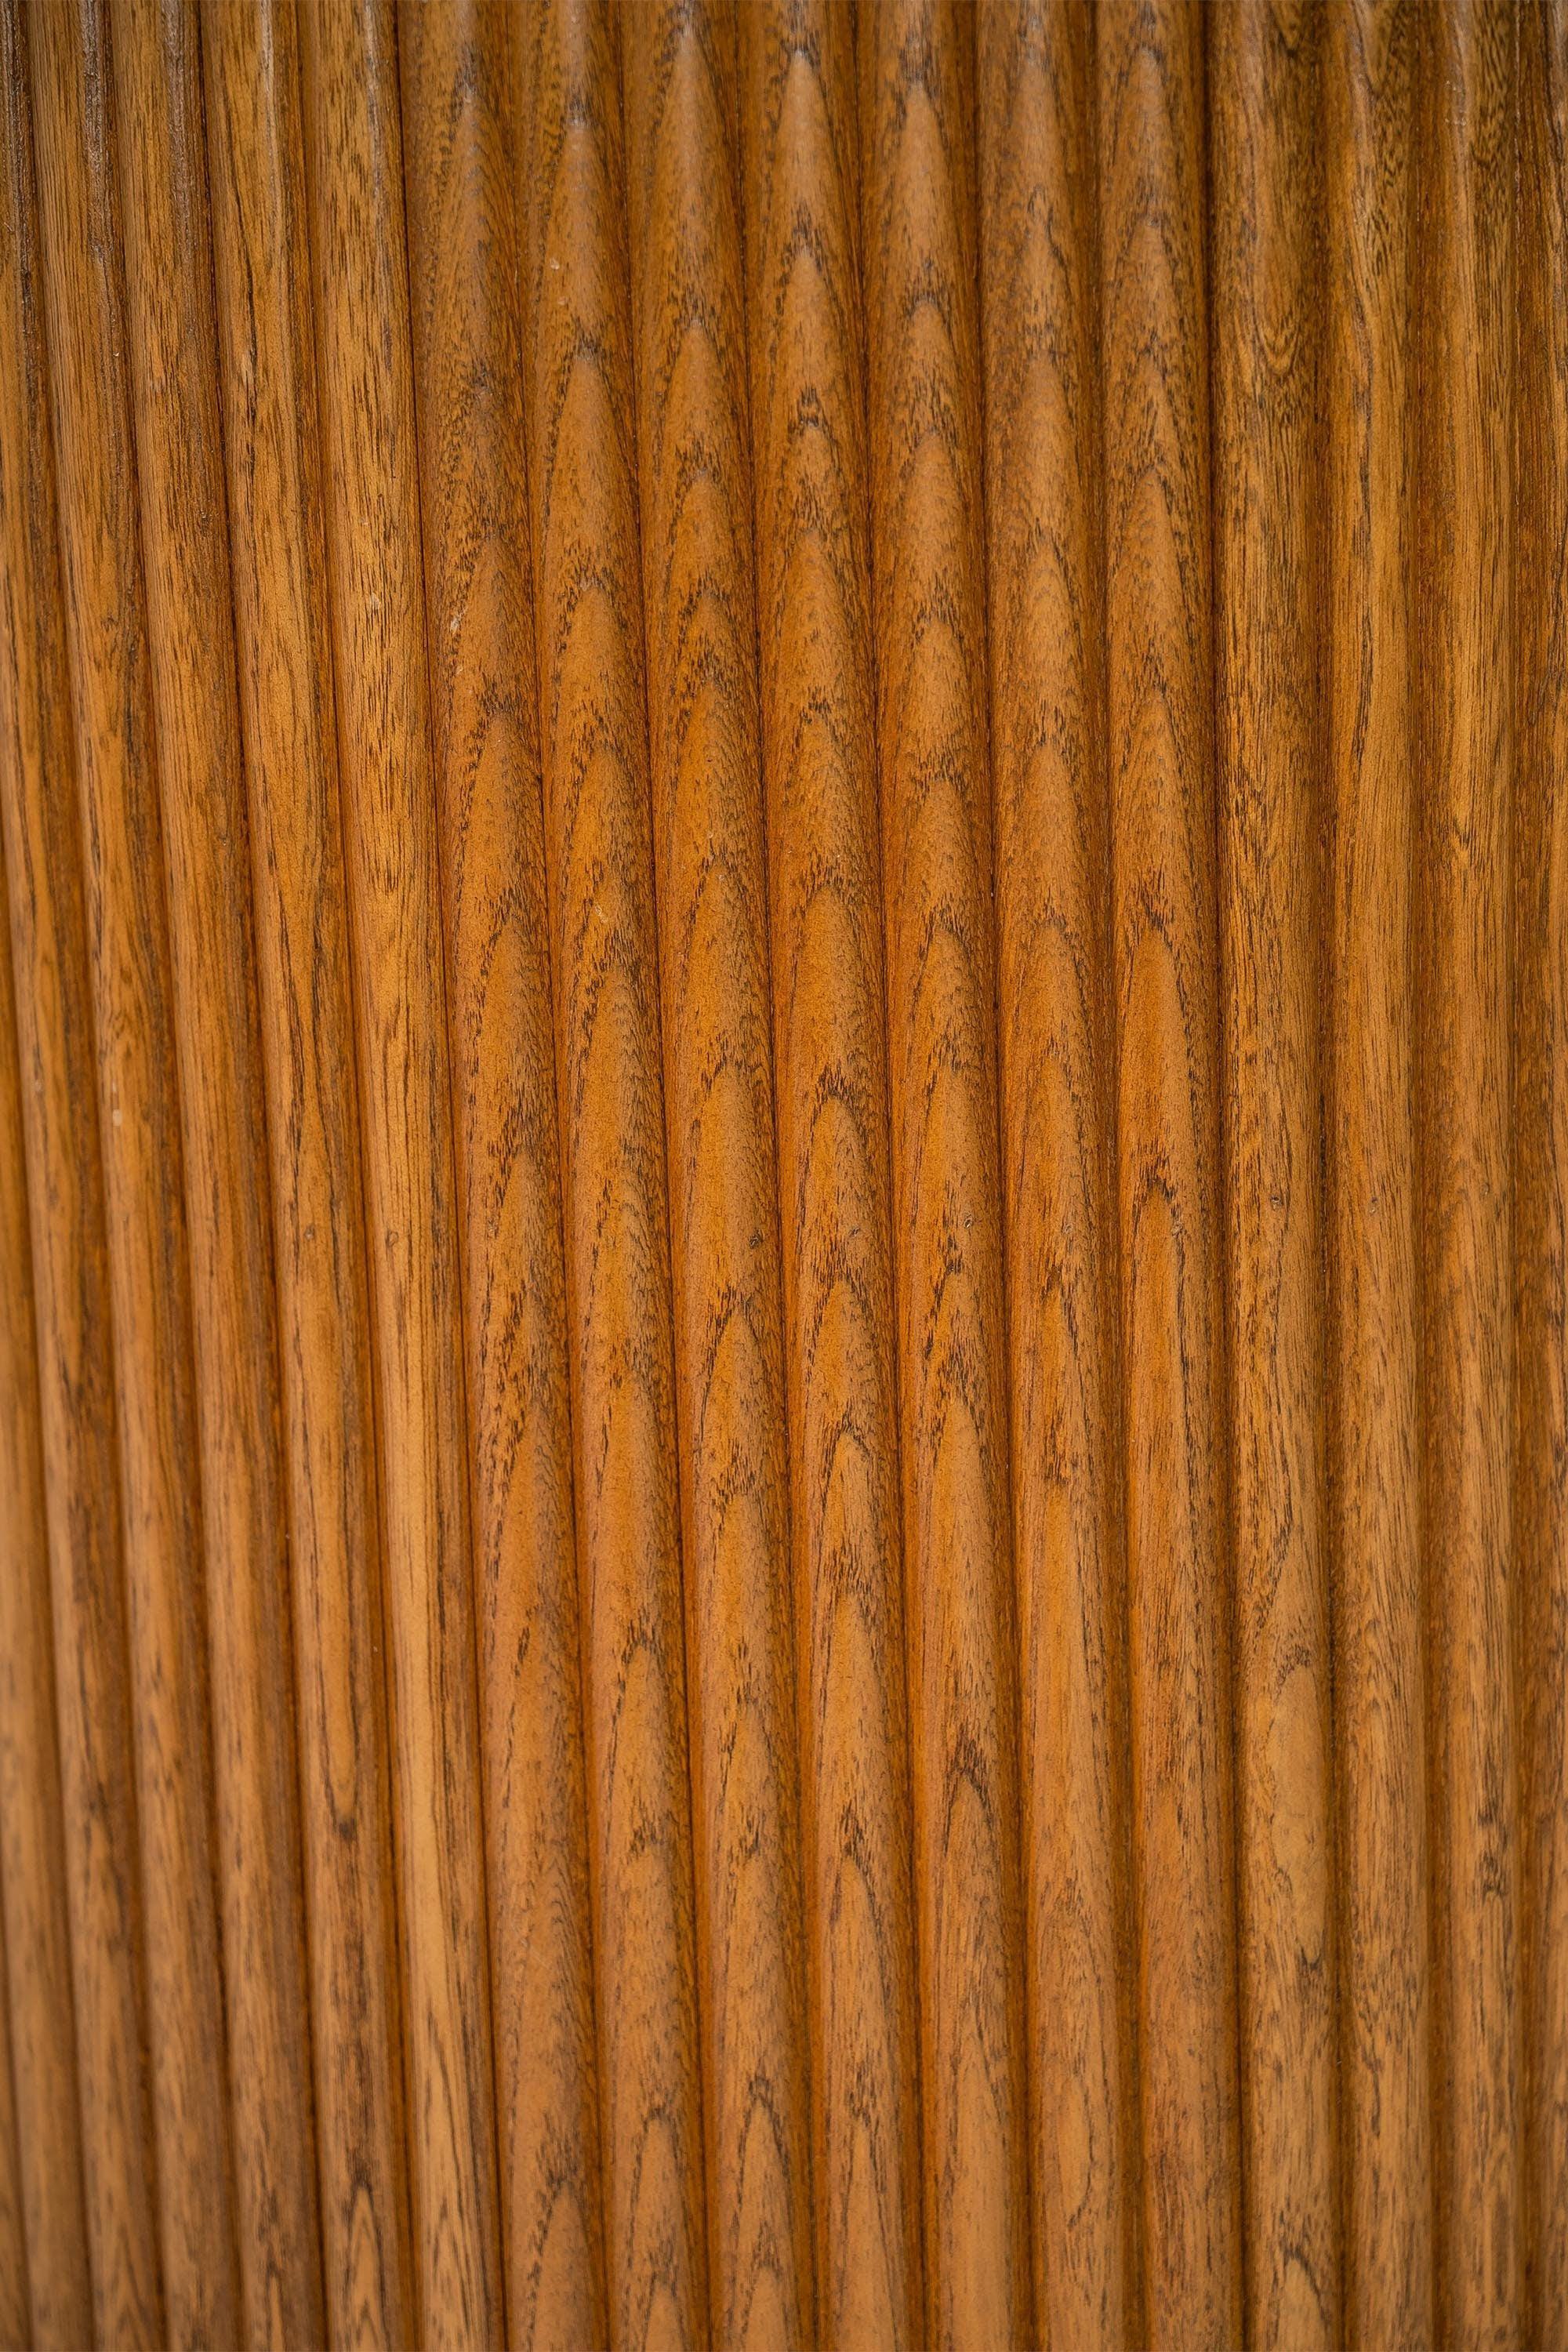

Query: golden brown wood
[858,1,1031,2342]
[1324,3,1433,2339]
[0,13,160,2336]
[295,2,502,2340]
[1517,5,1568,2341]
[107,4,325,2337]
[513,2,707,2341]
[0,1890,24,2352]
[199,2,415,2337]
[397,5,605,2343]
[27,0,241,2336]
[976,5,1142,2346]
[1417,2,1520,2340]
[739,5,924,2343]
[0,634,89,2352]
[1097,2,1240,2342]
[1210,5,1339,2345]
[620,5,815,2343]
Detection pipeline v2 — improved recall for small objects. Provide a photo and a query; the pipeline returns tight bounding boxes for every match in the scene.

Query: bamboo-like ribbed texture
[0,2,1563,2348]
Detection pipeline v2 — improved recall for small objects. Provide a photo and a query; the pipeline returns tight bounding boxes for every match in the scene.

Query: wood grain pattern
[397,5,604,2343]
[512,2,707,2343]
[739,5,923,2343]
[0,1886,25,2351]
[1098,2,1240,2342]
[107,5,325,2338]
[27,1,241,2337]
[2,8,1562,2345]
[0,609,88,2352]
[1324,4,1432,2340]
[199,2,416,2338]
[858,2,1031,2342]
[0,11,160,2334]
[1209,5,1338,2347]
[296,2,501,2341]
[0,800,87,2352]
[975,6,1141,2346]
[1417,2,1519,2340]
[620,5,814,2344]
[1517,5,1568,2341]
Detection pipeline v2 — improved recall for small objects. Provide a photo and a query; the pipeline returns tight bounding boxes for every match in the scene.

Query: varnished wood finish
[0,12,160,2334]
[2,6,1563,2344]
[296,2,502,2340]
[739,5,923,2343]
[200,2,415,2337]
[621,5,814,2343]
[1417,2,1519,2340]
[976,6,1140,2346]
[1210,6,1339,2347]
[1324,3,1433,2343]
[1098,2,1240,2342]
[858,2,1030,2343]
[397,5,604,2343]
[1518,6,1568,2342]
[0,808,89,2352]
[28,0,241,2336]
[512,2,706,2343]
[108,4,324,2336]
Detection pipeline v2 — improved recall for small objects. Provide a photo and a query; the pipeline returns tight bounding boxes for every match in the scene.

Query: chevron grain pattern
[0,5,1562,2348]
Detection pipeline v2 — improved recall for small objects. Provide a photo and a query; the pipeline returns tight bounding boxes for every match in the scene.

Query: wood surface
[201,0,414,2338]
[512,2,706,2345]
[1518,7,1568,2345]
[976,7,1140,2347]
[1325,3,1434,2343]
[858,3,1031,2343]
[0,9,159,2334]
[1210,6,1338,2347]
[739,5,923,2343]
[1,3,1563,2347]
[1098,2,1240,2341]
[296,1,502,2342]
[27,0,240,2336]
[620,5,813,2343]
[397,4,604,2343]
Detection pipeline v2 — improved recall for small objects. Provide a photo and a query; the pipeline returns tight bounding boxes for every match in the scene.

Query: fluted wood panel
[1,2,1563,2348]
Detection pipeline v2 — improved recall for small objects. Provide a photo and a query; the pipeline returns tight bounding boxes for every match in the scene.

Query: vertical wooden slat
[738,4,924,2343]
[1517,4,1568,2339]
[975,5,1141,2346]
[0,10,160,2336]
[1324,3,1432,2341]
[1210,5,1339,2346]
[199,1,414,2336]
[619,4,814,2343]
[396,5,605,2344]
[512,2,707,2341]
[858,1,1031,2342]
[106,5,325,2337]
[0,561,89,2352]
[294,2,502,2340]
[0,858,39,2352]
[1098,2,1240,2342]
[1417,2,1520,2339]
[27,0,242,2336]
[0,1895,26,2351]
